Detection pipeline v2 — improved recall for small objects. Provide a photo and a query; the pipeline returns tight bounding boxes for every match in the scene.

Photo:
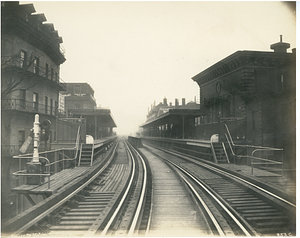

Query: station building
[142,97,201,138]
[192,36,296,168]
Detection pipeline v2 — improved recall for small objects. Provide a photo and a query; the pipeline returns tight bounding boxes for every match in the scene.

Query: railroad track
[8,138,150,237]
[5,138,296,237]
[143,143,296,236]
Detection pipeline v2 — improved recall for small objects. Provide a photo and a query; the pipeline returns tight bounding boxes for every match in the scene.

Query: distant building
[60,83,97,114]
[61,83,117,139]
[1,1,66,219]
[142,97,201,138]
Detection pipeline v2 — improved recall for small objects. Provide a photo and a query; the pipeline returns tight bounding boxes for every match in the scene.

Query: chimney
[270,35,290,53]
[175,98,179,107]
[182,98,186,106]
[163,97,167,106]
[169,102,172,107]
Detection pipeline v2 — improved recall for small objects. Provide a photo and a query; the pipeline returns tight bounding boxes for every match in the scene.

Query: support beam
[24,194,36,206]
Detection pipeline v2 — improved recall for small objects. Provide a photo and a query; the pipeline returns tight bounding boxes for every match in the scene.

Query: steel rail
[154,145,296,208]
[174,169,225,236]
[10,140,119,236]
[126,141,148,236]
[193,158,295,208]
[99,140,137,236]
[159,155,253,236]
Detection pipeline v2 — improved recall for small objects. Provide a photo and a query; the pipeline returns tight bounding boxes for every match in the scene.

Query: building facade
[1,1,66,155]
[1,1,66,219]
[192,37,296,169]
[59,83,97,115]
[61,83,117,139]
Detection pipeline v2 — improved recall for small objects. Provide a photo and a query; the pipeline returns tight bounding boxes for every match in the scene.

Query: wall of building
[2,34,60,75]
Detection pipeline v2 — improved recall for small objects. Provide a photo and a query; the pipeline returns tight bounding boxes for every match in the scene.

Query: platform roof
[69,108,117,128]
[141,109,206,128]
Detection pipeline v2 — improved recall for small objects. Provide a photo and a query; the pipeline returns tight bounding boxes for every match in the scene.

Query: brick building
[1,1,66,218]
[192,36,296,169]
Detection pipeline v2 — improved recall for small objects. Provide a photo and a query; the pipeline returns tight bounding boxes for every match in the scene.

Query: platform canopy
[69,108,117,128]
[141,109,205,128]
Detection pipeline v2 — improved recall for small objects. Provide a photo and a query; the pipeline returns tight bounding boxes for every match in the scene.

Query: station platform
[11,137,117,197]
[11,166,92,196]
[94,136,116,148]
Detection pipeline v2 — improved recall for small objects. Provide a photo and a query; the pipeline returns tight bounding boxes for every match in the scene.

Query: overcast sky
[21,1,296,135]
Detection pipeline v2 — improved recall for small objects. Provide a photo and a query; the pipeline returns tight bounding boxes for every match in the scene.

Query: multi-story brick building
[1,1,66,217]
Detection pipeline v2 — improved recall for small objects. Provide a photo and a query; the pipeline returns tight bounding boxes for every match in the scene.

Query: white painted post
[32,114,40,163]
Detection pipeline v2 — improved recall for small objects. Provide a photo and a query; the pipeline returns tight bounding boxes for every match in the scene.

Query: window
[50,99,53,115]
[45,96,48,114]
[55,71,58,83]
[277,74,284,93]
[45,63,49,79]
[20,50,27,68]
[33,57,39,74]
[19,89,26,109]
[55,101,58,115]
[51,68,54,81]
[33,93,38,111]
[19,131,25,148]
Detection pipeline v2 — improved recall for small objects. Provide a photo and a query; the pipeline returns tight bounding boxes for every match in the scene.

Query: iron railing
[12,125,82,188]
[2,55,66,90]
[224,124,283,176]
[2,98,58,116]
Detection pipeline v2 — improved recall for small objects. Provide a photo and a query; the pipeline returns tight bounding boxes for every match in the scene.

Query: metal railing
[13,156,51,189]
[224,124,283,176]
[12,125,82,188]
[2,55,66,89]
[2,98,58,116]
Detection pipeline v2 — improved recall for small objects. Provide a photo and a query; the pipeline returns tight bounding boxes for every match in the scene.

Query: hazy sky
[21,1,296,135]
